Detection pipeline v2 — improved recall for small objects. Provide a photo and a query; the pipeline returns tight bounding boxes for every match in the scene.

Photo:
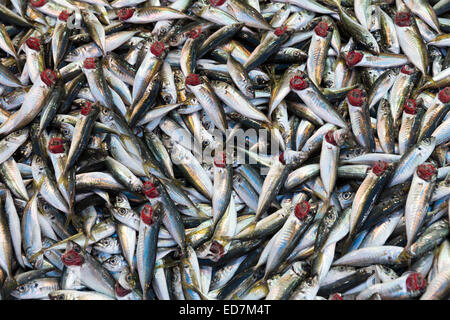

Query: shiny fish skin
[388,138,436,187]
[394,12,429,75]
[405,164,437,248]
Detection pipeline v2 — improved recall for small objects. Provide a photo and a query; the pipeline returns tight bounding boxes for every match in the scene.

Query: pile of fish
[0,0,449,301]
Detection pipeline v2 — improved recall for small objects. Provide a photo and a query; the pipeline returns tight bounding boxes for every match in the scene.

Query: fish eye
[119,208,127,215]
[18,285,26,292]
[342,192,352,200]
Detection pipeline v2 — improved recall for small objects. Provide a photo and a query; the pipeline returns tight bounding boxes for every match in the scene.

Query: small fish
[0,0,447,302]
